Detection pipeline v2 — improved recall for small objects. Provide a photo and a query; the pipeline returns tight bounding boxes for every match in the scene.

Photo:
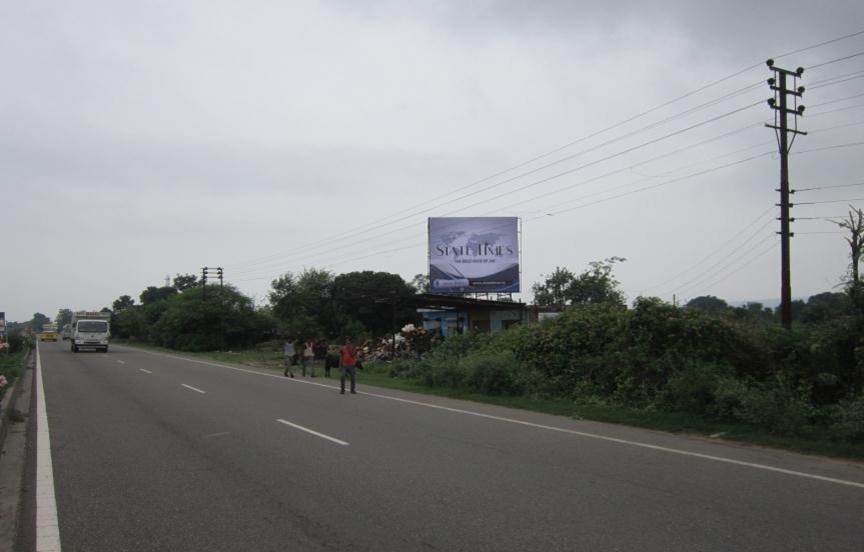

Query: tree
[532,267,575,307]
[800,292,851,324]
[150,285,275,351]
[173,273,199,291]
[409,273,430,294]
[112,307,147,340]
[140,286,178,305]
[269,269,336,338]
[55,309,73,329]
[566,257,627,307]
[685,295,729,314]
[112,295,135,311]
[834,206,864,300]
[330,271,416,337]
[30,313,51,332]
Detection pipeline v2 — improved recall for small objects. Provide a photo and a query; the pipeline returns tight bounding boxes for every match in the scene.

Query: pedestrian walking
[339,337,358,394]
[283,338,295,378]
[302,340,315,377]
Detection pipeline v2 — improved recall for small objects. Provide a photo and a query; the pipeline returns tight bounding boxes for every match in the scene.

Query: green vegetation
[103,229,864,459]
[0,352,26,401]
[110,269,419,351]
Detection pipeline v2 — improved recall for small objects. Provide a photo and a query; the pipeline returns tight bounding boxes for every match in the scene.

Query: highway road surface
[29,341,864,551]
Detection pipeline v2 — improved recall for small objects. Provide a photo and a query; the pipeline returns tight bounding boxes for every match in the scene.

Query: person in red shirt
[339,337,359,394]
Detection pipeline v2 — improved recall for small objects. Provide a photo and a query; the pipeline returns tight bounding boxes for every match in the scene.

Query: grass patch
[117,341,864,461]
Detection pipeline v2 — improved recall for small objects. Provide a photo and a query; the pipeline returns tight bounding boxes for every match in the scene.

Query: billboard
[428,217,519,293]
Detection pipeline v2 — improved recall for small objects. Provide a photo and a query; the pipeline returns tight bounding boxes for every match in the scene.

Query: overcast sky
[2,1,864,321]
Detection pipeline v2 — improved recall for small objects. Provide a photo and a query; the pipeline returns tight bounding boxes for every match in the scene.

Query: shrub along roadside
[385,299,864,453]
[0,351,26,403]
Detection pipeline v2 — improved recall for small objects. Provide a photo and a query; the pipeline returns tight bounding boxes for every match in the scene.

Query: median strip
[181,384,206,394]
[276,419,349,446]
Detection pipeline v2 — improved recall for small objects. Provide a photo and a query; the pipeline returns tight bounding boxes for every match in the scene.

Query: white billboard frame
[427,217,520,294]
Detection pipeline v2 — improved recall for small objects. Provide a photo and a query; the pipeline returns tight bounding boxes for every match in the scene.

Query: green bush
[662,360,735,416]
[463,350,526,396]
[832,396,864,442]
[730,375,817,436]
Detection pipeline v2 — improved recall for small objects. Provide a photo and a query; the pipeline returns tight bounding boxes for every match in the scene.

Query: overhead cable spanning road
[25,342,864,552]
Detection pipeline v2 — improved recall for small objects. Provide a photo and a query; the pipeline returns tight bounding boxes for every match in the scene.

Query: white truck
[70,311,111,353]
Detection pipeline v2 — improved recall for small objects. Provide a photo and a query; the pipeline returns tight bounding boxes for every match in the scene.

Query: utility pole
[216,267,225,351]
[766,59,806,329]
[201,266,209,301]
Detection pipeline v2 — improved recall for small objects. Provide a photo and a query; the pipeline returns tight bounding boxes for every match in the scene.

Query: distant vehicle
[61,324,72,341]
[39,323,59,342]
[71,311,111,353]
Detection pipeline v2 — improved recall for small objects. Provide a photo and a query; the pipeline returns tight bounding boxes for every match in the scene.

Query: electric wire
[226,32,864,273]
[796,180,864,192]
[683,239,780,299]
[230,101,765,277]
[807,51,864,70]
[640,206,776,292]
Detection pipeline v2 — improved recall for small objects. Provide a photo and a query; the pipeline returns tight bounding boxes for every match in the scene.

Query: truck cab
[71,312,111,352]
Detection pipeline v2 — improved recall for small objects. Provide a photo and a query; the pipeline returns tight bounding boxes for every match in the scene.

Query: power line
[796,197,864,205]
[796,180,864,192]
[776,29,864,61]
[793,141,864,155]
[231,101,765,277]
[807,50,864,70]
[808,91,864,108]
[641,206,775,292]
[230,94,766,274]
[231,136,861,282]
[225,78,767,272]
[232,148,775,281]
[226,30,864,273]
[807,102,864,117]
[223,32,864,287]
[662,227,777,296]
[683,239,780,299]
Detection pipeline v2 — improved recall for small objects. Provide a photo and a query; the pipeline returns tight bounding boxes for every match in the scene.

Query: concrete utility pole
[201,266,209,301]
[765,59,806,329]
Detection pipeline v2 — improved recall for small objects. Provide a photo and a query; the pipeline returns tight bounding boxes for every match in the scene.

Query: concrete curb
[0,349,32,451]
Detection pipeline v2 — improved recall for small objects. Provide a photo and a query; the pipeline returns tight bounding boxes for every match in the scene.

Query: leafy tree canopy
[173,273,199,291]
[112,295,135,311]
[140,286,179,305]
[685,295,729,314]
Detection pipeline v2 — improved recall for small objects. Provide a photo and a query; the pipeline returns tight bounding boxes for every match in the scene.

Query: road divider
[276,419,349,446]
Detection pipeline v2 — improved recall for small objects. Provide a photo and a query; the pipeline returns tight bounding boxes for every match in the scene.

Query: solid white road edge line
[276,419,349,446]
[35,343,63,552]
[138,368,152,374]
[181,383,206,394]
[130,346,864,490]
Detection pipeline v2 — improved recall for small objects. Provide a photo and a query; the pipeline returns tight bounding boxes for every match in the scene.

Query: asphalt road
[36,341,864,551]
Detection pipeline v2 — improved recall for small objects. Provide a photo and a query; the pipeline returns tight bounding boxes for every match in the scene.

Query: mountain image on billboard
[428,217,519,293]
